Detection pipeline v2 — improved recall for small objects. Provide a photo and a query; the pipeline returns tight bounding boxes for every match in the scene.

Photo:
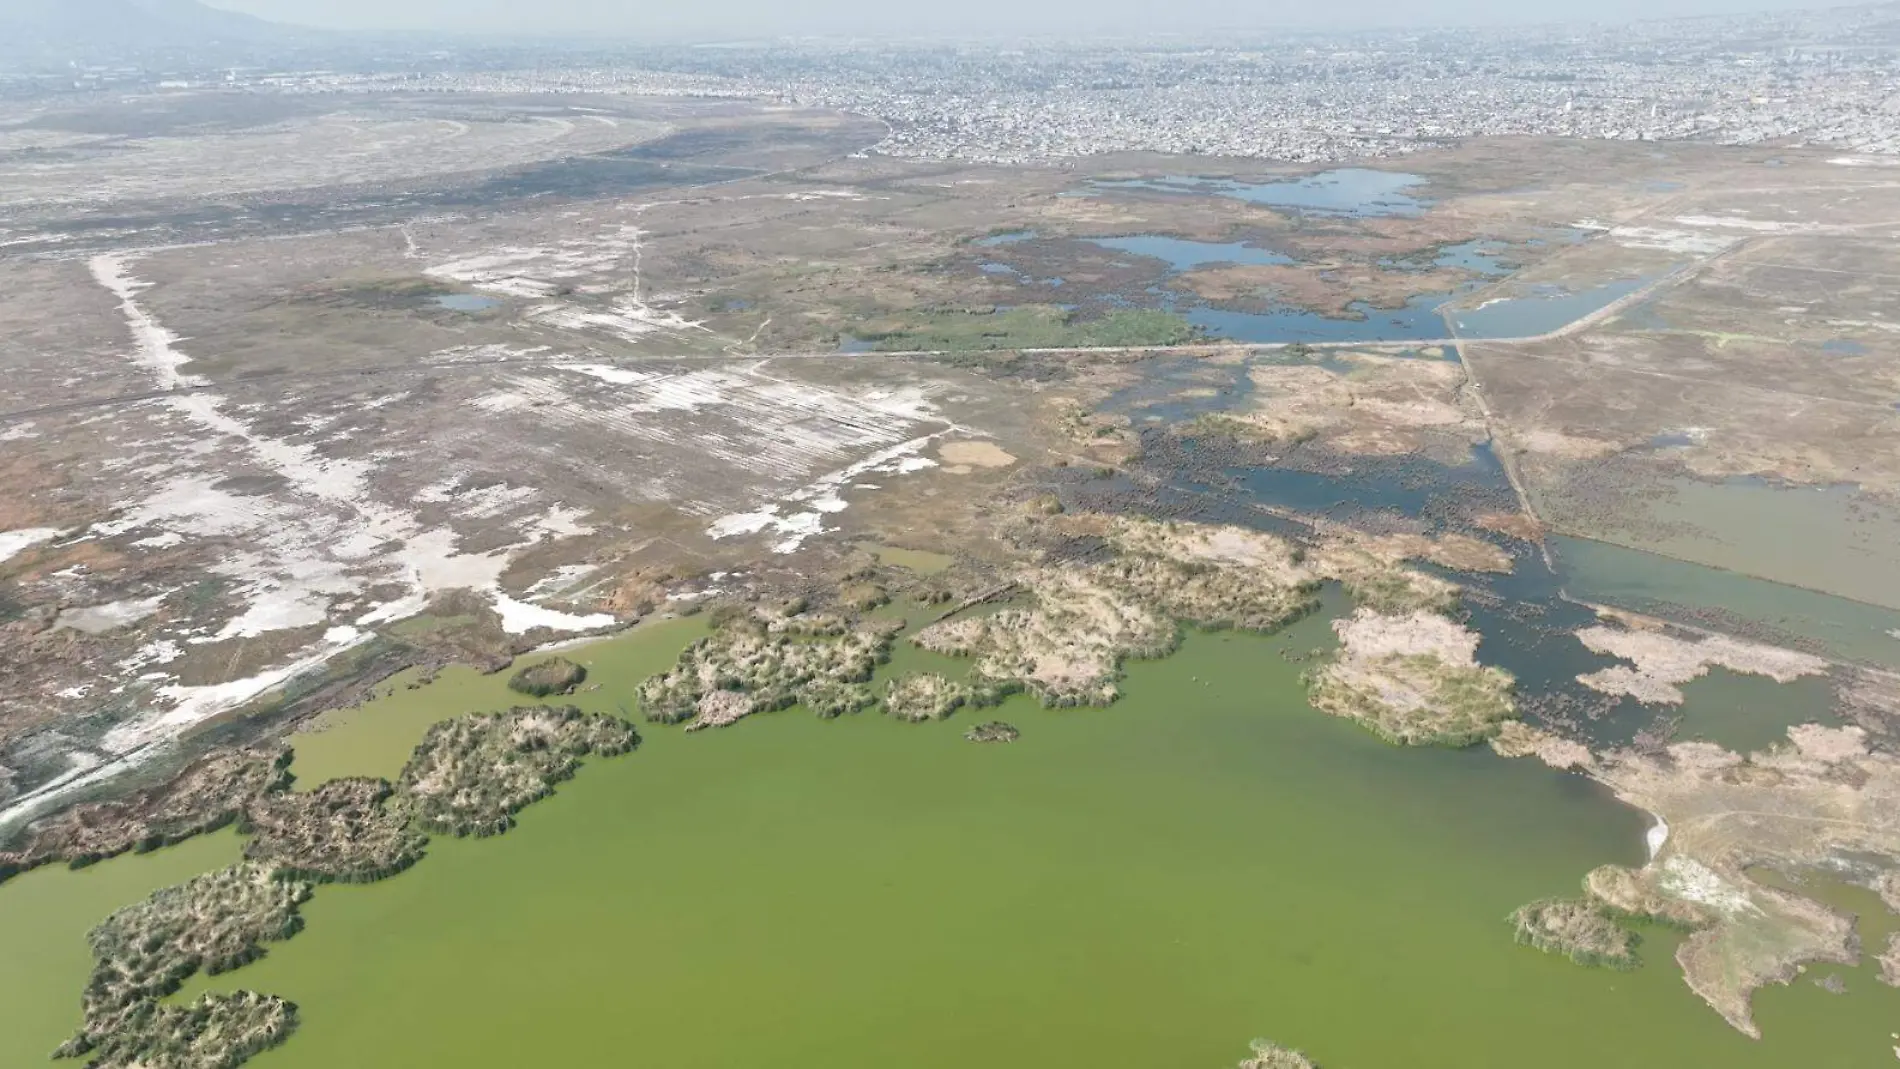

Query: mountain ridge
[0,0,289,49]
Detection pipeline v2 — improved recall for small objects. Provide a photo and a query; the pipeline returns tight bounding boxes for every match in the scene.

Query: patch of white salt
[0,527,60,564]
[56,596,167,635]
[1658,856,1761,916]
[490,589,615,635]
[88,254,206,391]
[705,433,950,554]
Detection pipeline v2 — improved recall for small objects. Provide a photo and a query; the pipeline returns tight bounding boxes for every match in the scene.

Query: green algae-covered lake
[3,611,1896,1069]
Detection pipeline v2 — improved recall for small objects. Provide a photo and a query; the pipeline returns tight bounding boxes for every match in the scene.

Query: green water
[1672,670,1842,755]
[4,615,1897,1068]
[0,832,240,1065]
[867,544,957,575]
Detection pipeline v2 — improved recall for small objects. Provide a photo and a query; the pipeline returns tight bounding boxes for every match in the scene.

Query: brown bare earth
[9,116,1898,836]
[938,439,1019,471]
[1195,353,1485,462]
[1489,721,1594,770]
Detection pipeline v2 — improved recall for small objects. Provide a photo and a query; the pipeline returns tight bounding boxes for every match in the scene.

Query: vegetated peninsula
[884,672,1001,722]
[1497,723,1900,1037]
[633,514,1505,749]
[906,516,1329,707]
[57,862,310,1069]
[0,750,289,881]
[637,609,899,730]
[49,707,641,1068]
[398,707,638,837]
[1306,609,1517,748]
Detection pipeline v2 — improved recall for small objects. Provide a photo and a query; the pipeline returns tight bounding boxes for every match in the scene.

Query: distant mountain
[0,0,287,50]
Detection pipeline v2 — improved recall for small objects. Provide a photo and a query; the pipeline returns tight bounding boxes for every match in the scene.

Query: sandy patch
[938,440,1017,469]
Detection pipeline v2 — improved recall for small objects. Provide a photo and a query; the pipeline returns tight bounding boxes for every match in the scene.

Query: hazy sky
[206,0,1857,38]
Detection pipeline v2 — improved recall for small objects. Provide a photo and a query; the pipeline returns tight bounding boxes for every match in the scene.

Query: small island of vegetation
[1239,1038,1320,1069]
[965,721,1021,743]
[399,706,639,837]
[58,863,312,1069]
[637,609,897,730]
[1306,609,1517,747]
[1509,898,1640,969]
[507,656,588,697]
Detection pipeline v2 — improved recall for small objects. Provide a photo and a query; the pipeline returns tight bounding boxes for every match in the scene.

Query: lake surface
[1,611,1894,1068]
[1094,169,1429,217]
[1551,534,1900,670]
[1448,277,1653,339]
[975,230,1037,247]
[433,294,501,312]
[1548,476,1900,614]
[1424,238,1514,276]
[144,616,1888,1069]
[1229,444,1516,524]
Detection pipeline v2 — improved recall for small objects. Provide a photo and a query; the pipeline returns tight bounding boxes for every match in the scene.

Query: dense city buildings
[14,5,1895,163]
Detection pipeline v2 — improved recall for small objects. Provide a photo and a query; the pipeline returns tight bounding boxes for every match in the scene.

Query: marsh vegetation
[1307,610,1517,747]
[2,751,289,881]
[964,721,1021,743]
[1238,1039,1320,1069]
[240,777,425,884]
[1510,898,1640,969]
[59,863,311,1069]
[399,707,638,838]
[507,657,588,698]
[883,673,989,722]
[854,305,1200,351]
[636,611,897,730]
